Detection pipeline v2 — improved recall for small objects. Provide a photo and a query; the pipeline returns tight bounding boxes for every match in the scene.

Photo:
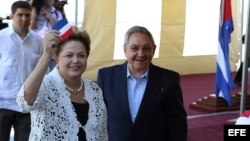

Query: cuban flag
[52,18,73,41]
[215,0,234,106]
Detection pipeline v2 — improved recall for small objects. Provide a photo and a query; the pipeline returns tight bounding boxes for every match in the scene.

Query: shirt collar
[8,25,31,38]
[126,64,149,79]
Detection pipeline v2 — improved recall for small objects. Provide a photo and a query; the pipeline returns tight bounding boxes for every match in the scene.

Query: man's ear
[9,14,14,20]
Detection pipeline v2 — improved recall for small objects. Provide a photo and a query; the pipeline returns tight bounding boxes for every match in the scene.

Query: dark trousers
[0,109,30,141]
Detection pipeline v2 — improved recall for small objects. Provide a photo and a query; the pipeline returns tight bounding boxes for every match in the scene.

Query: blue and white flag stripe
[215,0,234,106]
[52,18,73,41]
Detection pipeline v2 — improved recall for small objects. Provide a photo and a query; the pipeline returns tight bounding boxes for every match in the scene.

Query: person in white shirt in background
[29,0,58,37]
[0,1,43,141]
[30,0,61,71]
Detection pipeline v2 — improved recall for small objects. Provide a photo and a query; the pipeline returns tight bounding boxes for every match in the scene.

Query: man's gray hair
[123,26,156,48]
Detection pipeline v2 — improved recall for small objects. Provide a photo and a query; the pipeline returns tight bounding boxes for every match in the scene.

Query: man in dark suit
[97,25,187,141]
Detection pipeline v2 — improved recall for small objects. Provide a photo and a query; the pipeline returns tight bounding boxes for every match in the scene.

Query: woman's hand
[43,30,61,58]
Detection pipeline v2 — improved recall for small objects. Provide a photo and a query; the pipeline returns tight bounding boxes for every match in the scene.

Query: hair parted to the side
[123,25,156,48]
[11,1,31,14]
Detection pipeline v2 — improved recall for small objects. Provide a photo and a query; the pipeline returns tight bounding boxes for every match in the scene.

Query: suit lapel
[134,65,162,123]
[118,63,133,123]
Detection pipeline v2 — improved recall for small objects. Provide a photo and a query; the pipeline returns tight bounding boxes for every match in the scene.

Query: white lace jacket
[16,68,108,141]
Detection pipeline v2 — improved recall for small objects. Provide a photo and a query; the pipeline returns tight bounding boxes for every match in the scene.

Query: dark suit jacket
[97,62,187,141]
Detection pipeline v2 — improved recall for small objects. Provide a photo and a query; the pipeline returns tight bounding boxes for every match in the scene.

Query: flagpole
[239,0,250,115]
[75,0,78,26]
[239,0,244,65]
